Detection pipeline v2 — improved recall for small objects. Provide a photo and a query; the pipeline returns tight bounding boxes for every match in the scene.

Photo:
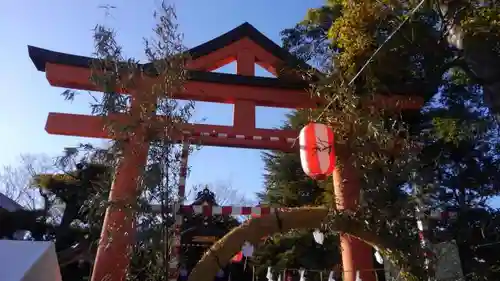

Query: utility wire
[313,0,427,123]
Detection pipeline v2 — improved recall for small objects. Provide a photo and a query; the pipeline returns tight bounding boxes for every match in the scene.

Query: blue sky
[0,0,324,203]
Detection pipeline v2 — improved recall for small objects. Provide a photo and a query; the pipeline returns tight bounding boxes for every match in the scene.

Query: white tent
[0,240,62,281]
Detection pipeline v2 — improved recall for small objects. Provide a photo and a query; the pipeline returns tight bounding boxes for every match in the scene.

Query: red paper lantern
[231,251,243,262]
[299,123,336,179]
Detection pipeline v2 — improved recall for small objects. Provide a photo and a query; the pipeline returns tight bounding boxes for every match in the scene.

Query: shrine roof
[27,22,311,90]
[191,187,218,206]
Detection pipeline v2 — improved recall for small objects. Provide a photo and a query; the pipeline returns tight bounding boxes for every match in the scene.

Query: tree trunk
[440,1,500,112]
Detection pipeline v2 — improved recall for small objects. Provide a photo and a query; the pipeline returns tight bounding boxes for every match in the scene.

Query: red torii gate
[28,22,422,281]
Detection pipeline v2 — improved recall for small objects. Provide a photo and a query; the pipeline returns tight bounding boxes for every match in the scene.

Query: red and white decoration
[180,205,276,216]
[299,123,336,180]
[181,130,296,144]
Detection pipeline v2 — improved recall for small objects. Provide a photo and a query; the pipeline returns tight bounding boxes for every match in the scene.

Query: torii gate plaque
[28,22,422,281]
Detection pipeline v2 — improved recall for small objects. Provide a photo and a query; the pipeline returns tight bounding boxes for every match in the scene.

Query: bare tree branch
[0,154,55,210]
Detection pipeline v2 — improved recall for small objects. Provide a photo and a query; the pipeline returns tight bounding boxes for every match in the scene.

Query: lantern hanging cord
[312,0,426,123]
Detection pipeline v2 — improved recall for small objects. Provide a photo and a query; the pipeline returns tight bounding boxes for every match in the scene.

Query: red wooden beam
[45,63,316,109]
[183,80,312,108]
[45,112,299,152]
[44,63,423,111]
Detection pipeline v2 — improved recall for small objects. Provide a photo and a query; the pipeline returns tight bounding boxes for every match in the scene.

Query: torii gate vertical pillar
[234,51,256,130]
[91,97,150,281]
[333,154,376,281]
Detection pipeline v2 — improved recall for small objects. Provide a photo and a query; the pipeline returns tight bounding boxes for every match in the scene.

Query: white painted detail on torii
[0,240,62,281]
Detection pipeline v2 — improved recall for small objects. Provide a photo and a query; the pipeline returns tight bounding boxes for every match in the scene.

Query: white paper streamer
[267,267,274,281]
[313,229,324,245]
[327,271,336,281]
[374,250,383,264]
[299,269,306,281]
[355,270,362,281]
